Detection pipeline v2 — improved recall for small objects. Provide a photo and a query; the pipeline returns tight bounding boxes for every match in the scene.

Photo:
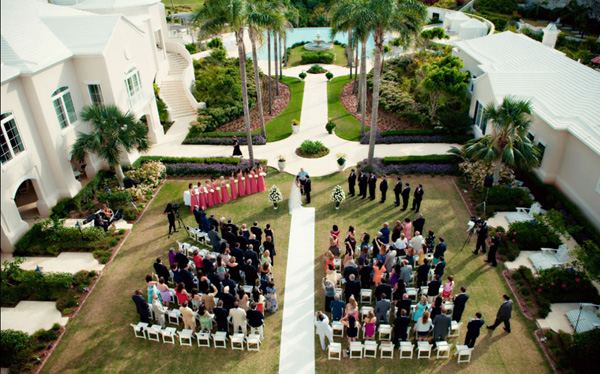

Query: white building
[454,31,600,230]
[1,0,175,252]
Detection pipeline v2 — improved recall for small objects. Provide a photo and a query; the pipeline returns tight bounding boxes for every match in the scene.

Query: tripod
[475,187,490,215]
[174,210,186,231]
[460,229,475,252]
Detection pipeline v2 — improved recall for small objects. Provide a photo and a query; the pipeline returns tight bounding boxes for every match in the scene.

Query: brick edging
[502,270,535,321]
[533,329,560,374]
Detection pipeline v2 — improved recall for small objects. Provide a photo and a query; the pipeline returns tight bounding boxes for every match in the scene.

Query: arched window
[51,86,77,129]
[0,112,25,164]
[124,68,143,107]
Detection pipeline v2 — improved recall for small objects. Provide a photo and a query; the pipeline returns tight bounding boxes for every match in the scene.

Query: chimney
[542,23,560,49]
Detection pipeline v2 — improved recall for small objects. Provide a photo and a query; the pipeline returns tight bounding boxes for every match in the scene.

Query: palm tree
[459,97,541,184]
[366,0,426,167]
[71,105,149,187]
[281,1,299,69]
[195,0,256,164]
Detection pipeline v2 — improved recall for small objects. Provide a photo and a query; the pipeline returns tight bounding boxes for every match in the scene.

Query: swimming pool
[251,27,376,61]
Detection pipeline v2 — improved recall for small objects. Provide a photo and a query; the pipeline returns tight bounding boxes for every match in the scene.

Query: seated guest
[246,302,265,341]
[93,214,110,232]
[330,294,345,321]
[154,257,170,282]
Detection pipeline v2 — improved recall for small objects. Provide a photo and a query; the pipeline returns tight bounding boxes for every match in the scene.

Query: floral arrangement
[260,172,266,177]
[268,185,283,209]
[125,161,166,187]
[331,185,346,208]
[360,131,472,145]
[226,184,230,188]
[278,155,286,162]
[336,153,346,166]
[459,160,514,191]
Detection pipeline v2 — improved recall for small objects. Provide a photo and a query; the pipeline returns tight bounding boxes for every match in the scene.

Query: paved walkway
[1,252,105,274]
[279,205,315,374]
[1,301,68,335]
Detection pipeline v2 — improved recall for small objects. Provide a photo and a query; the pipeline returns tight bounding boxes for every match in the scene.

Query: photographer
[472,219,488,255]
[164,203,178,237]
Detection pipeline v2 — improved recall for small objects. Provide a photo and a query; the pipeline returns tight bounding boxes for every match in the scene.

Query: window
[125,68,143,107]
[52,86,77,129]
[473,101,487,135]
[527,132,535,142]
[537,141,546,160]
[1,112,25,164]
[87,84,104,106]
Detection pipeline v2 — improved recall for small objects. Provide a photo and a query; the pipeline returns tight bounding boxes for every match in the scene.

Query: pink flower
[504,233,508,237]
[551,282,555,286]
[513,232,517,235]
[575,278,580,282]
[562,284,566,288]
[539,283,543,286]
[538,288,542,292]
[512,239,516,242]
[545,232,549,236]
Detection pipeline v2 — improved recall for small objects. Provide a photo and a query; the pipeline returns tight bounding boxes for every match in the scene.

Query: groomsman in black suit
[379,175,388,203]
[393,177,403,207]
[348,169,357,197]
[412,184,424,213]
[304,175,312,204]
[359,171,369,199]
[401,183,411,211]
[368,174,377,200]
[250,222,262,243]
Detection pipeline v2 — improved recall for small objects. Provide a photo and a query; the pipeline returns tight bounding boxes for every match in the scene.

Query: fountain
[304,31,334,51]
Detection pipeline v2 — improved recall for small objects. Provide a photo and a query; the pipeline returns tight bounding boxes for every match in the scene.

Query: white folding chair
[213,331,227,348]
[399,341,414,359]
[195,331,211,347]
[187,227,197,242]
[349,341,363,359]
[420,286,429,297]
[455,344,473,363]
[364,341,377,358]
[231,333,245,350]
[247,334,261,351]
[417,341,433,359]
[130,322,148,339]
[360,306,374,321]
[333,258,341,271]
[379,341,394,358]
[328,342,342,360]
[167,309,181,325]
[444,301,454,313]
[161,327,177,344]
[332,321,344,338]
[360,289,372,304]
[146,325,161,342]
[449,321,462,338]
[435,341,450,359]
[406,287,418,303]
[178,329,194,346]
[335,287,343,299]
[378,324,392,341]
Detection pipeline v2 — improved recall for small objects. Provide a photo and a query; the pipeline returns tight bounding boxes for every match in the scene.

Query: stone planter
[292,124,300,134]
[337,159,346,171]
[278,161,286,171]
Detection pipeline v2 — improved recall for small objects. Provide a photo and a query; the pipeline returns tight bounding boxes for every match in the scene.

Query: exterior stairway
[159,53,197,119]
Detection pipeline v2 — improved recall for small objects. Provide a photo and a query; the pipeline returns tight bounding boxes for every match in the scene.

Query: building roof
[445,12,470,21]
[459,19,487,30]
[455,31,600,155]
[72,0,159,10]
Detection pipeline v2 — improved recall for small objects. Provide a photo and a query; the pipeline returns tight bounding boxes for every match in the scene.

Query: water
[250,27,376,61]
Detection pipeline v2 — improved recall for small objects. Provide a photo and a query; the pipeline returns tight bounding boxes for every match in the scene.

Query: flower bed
[184,133,266,145]
[137,157,267,177]
[360,130,472,144]
[358,157,460,175]
[296,140,329,158]
[0,325,64,374]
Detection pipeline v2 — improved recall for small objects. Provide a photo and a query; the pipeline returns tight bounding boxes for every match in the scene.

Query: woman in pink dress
[250,168,258,194]
[244,170,252,195]
[229,172,237,200]
[197,181,207,209]
[204,180,214,207]
[237,170,245,197]
[211,177,222,205]
[220,176,230,203]
[257,164,266,192]
[189,183,198,212]
[402,218,413,241]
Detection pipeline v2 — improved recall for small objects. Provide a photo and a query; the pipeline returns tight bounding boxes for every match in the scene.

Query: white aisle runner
[278,207,315,374]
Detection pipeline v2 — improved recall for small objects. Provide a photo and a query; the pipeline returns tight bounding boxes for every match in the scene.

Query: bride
[288,176,303,213]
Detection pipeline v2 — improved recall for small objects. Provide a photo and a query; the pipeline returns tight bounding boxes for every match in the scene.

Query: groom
[304,175,312,204]
[297,168,308,195]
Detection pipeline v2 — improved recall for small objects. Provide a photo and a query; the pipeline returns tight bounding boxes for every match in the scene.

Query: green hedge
[1,325,62,373]
[382,155,460,165]
[301,51,335,64]
[132,156,240,168]
[50,170,113,218]
[475,186,534,216]
[184,131,252,139]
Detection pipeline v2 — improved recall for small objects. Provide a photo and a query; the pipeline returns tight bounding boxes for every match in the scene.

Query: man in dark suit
[218,287,236,310]
[208,214,219,234]
[345,274,361,303]
[227,219,239,236]
[393,177,403,206]
[487,294,513,333]
[248,234,260,252]
[213,300,229,333]
[417,258,431,287]
[375,294,391,324]
[379,175,388,203]
[181,266,195,292]
[222,273,237,295]
[396,293,412,316]
[244,259,259,287]
[246,302,265,341]
[359,259,373,289]
[132,289,150,323]
[368,174,377,200]
[348,169,357,197]
[413,214,425,236]
[207,269,222,292]
[452,287,470,322]
[401,183,411,211]
[304,175,312,204]
[223,226,237,249]
[434,256,446,278]
[231,243,245,264]
[207,225,223,253]
[153,258,170,281]
[174,248,188,269]
[245,245,260,268]
[465,312,485,348]
[412,184,424,212]
[236,234,248,250]
[250,222,262,243]
[431,308,452,347]
[393,309,411,344]
[375,279,392,301]
[427,275,441,304]
[358,171,369,199]
[343,260,358,282]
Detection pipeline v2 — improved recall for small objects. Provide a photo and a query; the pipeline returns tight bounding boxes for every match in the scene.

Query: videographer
[164,203,179,237]
[472,219,488,255]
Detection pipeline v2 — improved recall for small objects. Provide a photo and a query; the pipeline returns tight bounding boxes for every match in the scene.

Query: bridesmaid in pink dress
[229,172,237,200]
[189,183,198,212]
[220,176,230,203]
[204,180,214,207]
[250,168,258,194]
[244,170,252,195]
[211,177,222,205]
[197,181,207,209]
[237,170,246,197]
[257,165,266,192]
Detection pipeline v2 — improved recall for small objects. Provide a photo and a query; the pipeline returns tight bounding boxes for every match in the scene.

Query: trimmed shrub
[383,155,459,165]
[0,329,32,370]
[506,220,562,252]
[307,64,327,74]
[361,130,472,144]
[359,157,460,176]
[301,51,335,64]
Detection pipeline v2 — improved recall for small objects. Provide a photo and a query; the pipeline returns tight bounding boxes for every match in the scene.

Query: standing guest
[157,277,171,306]
[345,295,359,321]
[413,214,425,236]
[198,305,214,333]
[220,176,230,203]
[229,301,247,334]
[375,293,391,325]
[416,310,433,341]
[330,295,345,321]
[219,286,236,311]
[410,231,424,250]
[452,287,470,322]
[145,273,160,303]
[330,225,341,247]
[486,232,501,267]
[427,275,442,304]
[244,259,259,287]
[304,175,312,204]
[197,181,207,210]
[196,271,209,294]
[487,295,513,333]
[322,278,336,312]
[174,247,188,269]
[266,281,278,313]
[237,169,245,197]
[402,218,413,241]
[435,256,447,278]
[181,266,195,293]
[393,309,411,344]
[343,259,358,283]
[341,314,361,354]
[247,302,265,341]
[425,230,436,253]
[389,264,401,288]
[379,175,388,203]
[431,308,451,347]
[180,300,196,330]
[357,245,370,266]
[132,289,150,323]
[396,293,412,316]
[359,259,373,289]
[263,236,276,266]
[372,260,387,286]
[164,203,177,237]
[201,283,218,312]
[391,220,403,243]
[395,233,408,254]
[152,294,167,328]
[154,258,170,282]
[394,177,403,207]
[413,297,429,324]
[315,311,334,350]
[189,183,198,213]
[251,222,262,243]
[264,223,274,245]
[344,234,356,257]
[207,225,223,253]
[380,222,391,244]
[417,258,431,287]
[229,172,238,200]
[399,261,412,286]
[347,169,357,197]
[442,275,455,301]
[168,247,176,267]
[364,310,377,340]
[327,236,340,259]
[412,184,424,212]
[194,206,209,233]
[473,220,489,255]
[430,296,443,321]
[244,170,252,195]
[257,164,267,192]
[368,173,377,200]
[359,233,370,254]
[232,135,242,157]
[240,223,250,238]
[465,313,485,348]
[358,171,369,199]
[207,214,219,233]
[345,274,361,303]
[245,245,260,268]
[214,300,229,333]
[433,237,447,265]
[401,183,411,211]
[175,282,190,305]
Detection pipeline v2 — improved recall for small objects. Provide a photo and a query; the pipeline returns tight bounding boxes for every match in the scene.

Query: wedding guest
[328,235,340,257]
[198,305,214,333]
[341,314,361,352]
[257,164,266,192]
[266,281,278,313]
[442,275,455,301]
[345,295,359,321]
[364,310,377,340]
[322,278,336,312]
[232,135,242,157]
[359,232,370,253]
[132,289,150,323]
[145,273,160,303]
[214,300,229,333]
[237,170,246,197]
[372,260,386,286]
[247,302,265,341]
[237,288,250,311]
[152,294,167,328]
[330,225,341,247]
[330,294,345,321]
[391,220,402,242]
[425,230,436,253]
[402,218,413,240]
[157,277,171,306]
[154,257,170,282]
[412,296,428,323]
[416,310,432,341]
[220,176,230,203]
[180,300,196,330]
[315,311,334,350]
[380,222,390,244]
[264,223,274,245]
[175,282,190,305]
[189,183,198,213]
[263,236,276,266]
[251,222,262,243]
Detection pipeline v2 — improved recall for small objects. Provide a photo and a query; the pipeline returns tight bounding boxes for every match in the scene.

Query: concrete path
[279,206,315,374]
[1,301,68,335]
[1,252,105,274]
[537,303,578,333]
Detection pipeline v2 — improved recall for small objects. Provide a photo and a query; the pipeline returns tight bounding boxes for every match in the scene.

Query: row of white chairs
[328,340,472,362]
[331,320,463,341]
[356,286,449,306]
[130,322,261,351]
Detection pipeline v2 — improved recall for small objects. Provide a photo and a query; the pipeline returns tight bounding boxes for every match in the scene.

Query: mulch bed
[295,148,330,159]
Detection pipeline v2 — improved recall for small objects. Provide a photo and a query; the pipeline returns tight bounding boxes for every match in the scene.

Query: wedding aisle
[278,207,315,374]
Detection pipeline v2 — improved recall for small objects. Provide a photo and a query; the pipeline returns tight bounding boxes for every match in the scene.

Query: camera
[172,203,180,212]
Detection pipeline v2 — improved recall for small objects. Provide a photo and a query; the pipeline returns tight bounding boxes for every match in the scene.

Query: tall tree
[195,0,255,164]
[71,105,149,187]
[459,96,541,184]
[421,55,468,119]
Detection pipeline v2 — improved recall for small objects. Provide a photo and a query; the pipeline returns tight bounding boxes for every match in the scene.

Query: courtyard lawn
[310,173,551,374]
[41,171,292,374]
[264,77,305,142]
[327,76,366,141]
[287,45,348,67]
[161,0,204,9]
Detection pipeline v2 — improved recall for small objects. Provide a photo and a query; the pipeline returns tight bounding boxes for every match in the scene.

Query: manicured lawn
[264,77,305,142]
[287,45,348,67]
[327,76,366,141]
[310,173,551,374]
[41,171,292,374]
[161,0,204,9]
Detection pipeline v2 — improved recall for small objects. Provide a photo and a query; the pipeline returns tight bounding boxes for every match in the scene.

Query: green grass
[264,77,305,142]
[162,0,204,9]
[327,76,365,141]
[287,45,348,67]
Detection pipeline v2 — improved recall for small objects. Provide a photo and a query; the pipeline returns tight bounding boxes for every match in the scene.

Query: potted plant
[268,185,283,210]
[277,155,286,171]
[331,185,346,210]
[291,119,300,134]
[299,71,307,81]
[326,71,334,81]
[325,119,336,134]
[336,153,346,170]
